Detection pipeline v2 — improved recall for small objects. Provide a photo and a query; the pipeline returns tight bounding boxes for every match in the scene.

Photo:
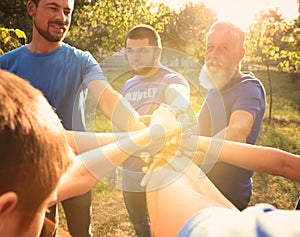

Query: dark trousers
[233,196,251,211]
[123,191,151,237]
[47,190,92,237]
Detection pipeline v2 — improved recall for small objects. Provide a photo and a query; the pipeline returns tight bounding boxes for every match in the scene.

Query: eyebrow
[45,2,72,11]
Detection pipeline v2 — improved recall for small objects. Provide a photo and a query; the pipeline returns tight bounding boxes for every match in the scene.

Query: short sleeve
[81,51,107,85]
[179,204,300,237]
[232,79,266,120]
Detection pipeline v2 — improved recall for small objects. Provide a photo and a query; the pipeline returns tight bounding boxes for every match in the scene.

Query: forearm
[218,141,300,182]
[214,126,247,143]
[66,130,132,154]
[193,136,300,182]
[99,86,145,131]
[57,127,158,202]
[218,110,254,143]
[88,80,145,131]
[147,158,236,237]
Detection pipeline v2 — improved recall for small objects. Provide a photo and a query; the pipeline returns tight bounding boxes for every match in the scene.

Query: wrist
[149,124,166,141]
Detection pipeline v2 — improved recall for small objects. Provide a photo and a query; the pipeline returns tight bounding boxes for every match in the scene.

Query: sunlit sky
[151,0,299,31]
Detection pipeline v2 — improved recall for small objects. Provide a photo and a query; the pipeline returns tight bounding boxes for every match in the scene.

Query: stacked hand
[139,104,194,189]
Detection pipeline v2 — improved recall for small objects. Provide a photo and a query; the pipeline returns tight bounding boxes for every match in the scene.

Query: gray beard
[199,64,237,90]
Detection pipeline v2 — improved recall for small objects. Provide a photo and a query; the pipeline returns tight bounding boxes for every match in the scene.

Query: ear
[155,47,162,57]
[237,47,245,62]
[27,0,37,17]
[0,192,18,217]
[154,47,162,64]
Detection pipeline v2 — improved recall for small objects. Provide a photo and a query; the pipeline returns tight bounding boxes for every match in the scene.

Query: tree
[0,28,27,55]
[245,5,300,122]
[161,2,217,65]
[67,0,171,59]
[245,9,285,123]
[0,0,32,40]
[277,0,300,81]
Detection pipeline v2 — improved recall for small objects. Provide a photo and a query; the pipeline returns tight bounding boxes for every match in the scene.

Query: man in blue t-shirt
[121,24,190,237]
[197,21,266,210]
[0,0,145,236]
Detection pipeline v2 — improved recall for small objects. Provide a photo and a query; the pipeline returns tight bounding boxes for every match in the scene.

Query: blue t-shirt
[121,67,190,190]
[178,204,300,237]
[198,73,266,209]
[295,197,300,210]
[0,43,106,131]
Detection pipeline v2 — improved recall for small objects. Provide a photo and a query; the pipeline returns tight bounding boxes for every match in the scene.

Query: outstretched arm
[88,80,145,131]
[146,157,237,237]
[56,106,180,203]
[66,130,131,155]
[183,136,300,182]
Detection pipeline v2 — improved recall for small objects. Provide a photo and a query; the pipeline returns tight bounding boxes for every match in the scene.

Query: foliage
[161,2,217,65]
[245,9,283,67]
[67,0,171,59]
[277,18,300,73]
[245,7,300,76]
[0,0,32,40]
[0,27,27,55]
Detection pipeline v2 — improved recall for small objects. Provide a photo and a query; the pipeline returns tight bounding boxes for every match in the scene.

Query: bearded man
[0,1,146,236]
[198,21,266,210]
[121,24,190,237]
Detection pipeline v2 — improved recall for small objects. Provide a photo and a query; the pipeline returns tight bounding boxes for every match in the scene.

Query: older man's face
[203,29,242,89]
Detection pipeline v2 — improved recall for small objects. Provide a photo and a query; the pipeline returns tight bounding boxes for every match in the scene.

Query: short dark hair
[125,24,162,47]
[29,0,39,6]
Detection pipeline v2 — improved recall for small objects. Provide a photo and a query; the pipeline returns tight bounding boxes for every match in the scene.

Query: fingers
[139,115,151,126]
[140,157,170,187]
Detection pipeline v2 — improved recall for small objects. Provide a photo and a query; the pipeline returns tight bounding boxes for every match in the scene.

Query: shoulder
[240,73,264,88]
[60,43,99,67]
[0,46,25,59]
[60,43,95,60]
[61,43,90,55]
[236,73,266,97]
[160,67,189,86]
[122,75,139,90]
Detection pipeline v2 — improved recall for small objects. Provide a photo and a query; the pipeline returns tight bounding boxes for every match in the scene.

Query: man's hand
[149,104,180,139]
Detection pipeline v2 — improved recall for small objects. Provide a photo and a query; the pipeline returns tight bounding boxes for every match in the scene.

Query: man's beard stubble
[34,19,67,43]
[199,60,237,91]
[131,54,159,77]
[132,66,157,76]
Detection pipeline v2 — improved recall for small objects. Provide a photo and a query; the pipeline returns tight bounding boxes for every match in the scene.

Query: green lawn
[59,69,300,236]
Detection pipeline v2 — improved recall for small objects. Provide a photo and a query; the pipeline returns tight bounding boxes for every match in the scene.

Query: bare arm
[164,83,190,111]
[215,110,254,142]
[65,130,131,154]
[58,127,154,202]
[146,157,237,237]
[185,136,300,182]
[88,80,145,131]
[56,106,180,203]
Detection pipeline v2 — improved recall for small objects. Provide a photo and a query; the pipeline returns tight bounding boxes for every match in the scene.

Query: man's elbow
[225,127,250,143]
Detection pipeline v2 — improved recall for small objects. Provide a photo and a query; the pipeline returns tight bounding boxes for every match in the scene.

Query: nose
[127,49,141,61]
[55,9,68,23]
[212,47,219,56]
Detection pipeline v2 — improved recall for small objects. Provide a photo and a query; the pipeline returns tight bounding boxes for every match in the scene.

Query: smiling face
[28,0,74,42]
[125,38,161,77]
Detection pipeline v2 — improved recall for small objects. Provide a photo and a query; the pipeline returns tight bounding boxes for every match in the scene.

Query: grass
[58,69,300,236]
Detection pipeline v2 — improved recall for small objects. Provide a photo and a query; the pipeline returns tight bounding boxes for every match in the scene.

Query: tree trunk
[266,58,273,124]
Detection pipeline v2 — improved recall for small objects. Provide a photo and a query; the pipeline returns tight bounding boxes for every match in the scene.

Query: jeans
[46,190,92,237]
[123,191,151,237]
